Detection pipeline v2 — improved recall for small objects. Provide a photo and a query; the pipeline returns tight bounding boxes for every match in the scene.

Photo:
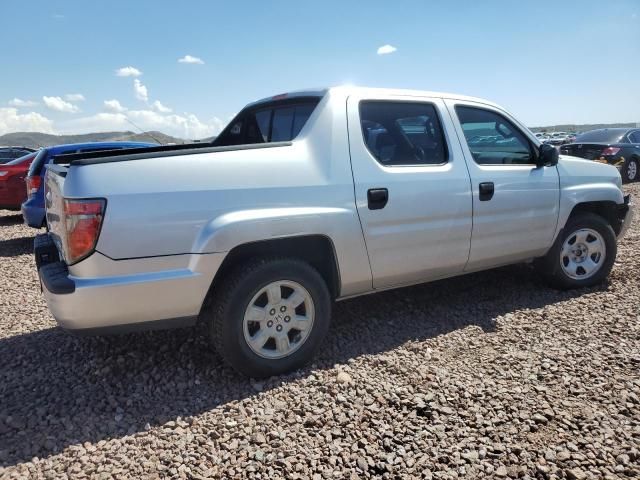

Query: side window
[359,101,447,166]
[213,99,319,147]
[629,131,640,143]
[455,106,535,165]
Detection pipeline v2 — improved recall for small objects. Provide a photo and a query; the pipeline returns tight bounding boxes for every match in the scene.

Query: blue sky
[1,0,638,139]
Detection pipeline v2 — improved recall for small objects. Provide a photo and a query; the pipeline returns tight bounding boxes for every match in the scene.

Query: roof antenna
[123,116,165,145]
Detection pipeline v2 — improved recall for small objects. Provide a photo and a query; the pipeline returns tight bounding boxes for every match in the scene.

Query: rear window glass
[5,152,35,166]
[213,98,320,147]
[575,130,626,143]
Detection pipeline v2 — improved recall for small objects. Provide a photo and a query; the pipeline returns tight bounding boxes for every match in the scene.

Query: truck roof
[248,86,500,109]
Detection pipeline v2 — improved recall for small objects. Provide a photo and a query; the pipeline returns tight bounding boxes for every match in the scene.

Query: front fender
[554,156,625,241]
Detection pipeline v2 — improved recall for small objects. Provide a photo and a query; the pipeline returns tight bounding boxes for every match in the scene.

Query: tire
[536,212,616,289]
[206,257,331,377]
[621,157,638,183]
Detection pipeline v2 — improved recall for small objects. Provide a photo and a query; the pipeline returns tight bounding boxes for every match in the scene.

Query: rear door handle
[479,182,494,201]
[367,188,388,210]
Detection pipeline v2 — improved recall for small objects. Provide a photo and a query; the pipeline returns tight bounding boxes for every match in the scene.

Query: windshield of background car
[575,130,626,143]
[213,98,320,147]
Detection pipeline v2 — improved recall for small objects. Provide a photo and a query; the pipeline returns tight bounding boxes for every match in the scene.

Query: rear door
[445,100,560,271]
[347,93,472,288]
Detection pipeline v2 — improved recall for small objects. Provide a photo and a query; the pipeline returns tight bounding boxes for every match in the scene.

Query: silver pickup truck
[36,87,634,377]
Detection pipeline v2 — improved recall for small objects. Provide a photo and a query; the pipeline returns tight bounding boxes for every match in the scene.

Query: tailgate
[44,164,68,260]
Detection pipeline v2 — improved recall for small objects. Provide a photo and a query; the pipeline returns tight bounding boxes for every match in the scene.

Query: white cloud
[377,44,397,55]
[178,55,205,65]
[42,96,80,113]
[8,98,38,108]
[103,99,127,113]
[0,108,55,135]
[133,79,148,102]
[65,93,85,102]
[59,109,226,140]
[116,66,142,77]
[52,13,64,20]
[152,100,172,113]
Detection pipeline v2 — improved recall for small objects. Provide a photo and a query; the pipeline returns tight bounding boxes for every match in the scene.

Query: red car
[0,151,37,210]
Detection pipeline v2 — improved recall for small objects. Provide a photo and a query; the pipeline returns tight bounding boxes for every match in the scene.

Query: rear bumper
[617,195,634,240]
[21,201,45,228]
[34,234,225,333]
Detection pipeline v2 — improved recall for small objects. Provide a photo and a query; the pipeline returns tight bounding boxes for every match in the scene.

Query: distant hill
[531,122,638,133]
[0,130,199,148]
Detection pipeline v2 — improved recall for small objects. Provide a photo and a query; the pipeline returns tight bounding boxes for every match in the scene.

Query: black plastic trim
[64,316,198,336]
[34,233,60,269]
[39,261,75,294]
[54,141,293,166]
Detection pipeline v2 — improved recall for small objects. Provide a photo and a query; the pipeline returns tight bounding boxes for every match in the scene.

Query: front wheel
[206,257,331,377]
[536,213,617,289]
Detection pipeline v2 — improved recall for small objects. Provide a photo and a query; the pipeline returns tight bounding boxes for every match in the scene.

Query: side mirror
[537,143,559,168]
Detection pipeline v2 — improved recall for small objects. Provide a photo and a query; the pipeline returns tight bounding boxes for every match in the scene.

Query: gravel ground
[0,184,638,479]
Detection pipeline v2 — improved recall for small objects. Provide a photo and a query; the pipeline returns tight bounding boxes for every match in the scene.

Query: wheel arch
[567,201,623,236]
[201,235,341,315]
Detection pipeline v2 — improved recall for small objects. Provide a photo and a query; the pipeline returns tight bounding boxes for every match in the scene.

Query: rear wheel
[536,213,616,289]
[206,257,331,377]
[622,157,638,183]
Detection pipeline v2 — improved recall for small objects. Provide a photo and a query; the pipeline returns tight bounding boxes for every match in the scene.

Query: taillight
[601,147,620,156]
[26,175,41,197]
[63,198,106,264]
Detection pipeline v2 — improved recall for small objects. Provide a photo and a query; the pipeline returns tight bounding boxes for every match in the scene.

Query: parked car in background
[34,87,633,377]
[547,132,569,146]
[0,152,38,210]
[22,142,156,227]
[561,128,640,183]
[534,132,550,143]
[0,146,36,164]
[565,132,578,144]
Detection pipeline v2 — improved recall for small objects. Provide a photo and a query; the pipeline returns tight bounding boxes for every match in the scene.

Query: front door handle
[479,182,494,201]
[367,188,388,210]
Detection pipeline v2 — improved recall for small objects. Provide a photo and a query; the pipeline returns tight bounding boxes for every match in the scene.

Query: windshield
[213,98,320,147]
[575,130,626,143]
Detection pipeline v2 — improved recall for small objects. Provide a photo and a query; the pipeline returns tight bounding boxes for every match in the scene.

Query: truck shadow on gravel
[0,264,605,466]
[0,236,34,258]
[0,213,24,227]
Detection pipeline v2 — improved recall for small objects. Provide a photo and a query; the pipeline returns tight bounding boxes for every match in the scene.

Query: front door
[347,94,473,288]
[445,100,560,271]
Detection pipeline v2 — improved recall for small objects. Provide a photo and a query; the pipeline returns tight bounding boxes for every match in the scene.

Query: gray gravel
[1,184,639,479]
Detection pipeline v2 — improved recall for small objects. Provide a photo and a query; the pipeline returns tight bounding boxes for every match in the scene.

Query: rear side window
[214,98,320,147]
[359,101,448,166]
[455,106,534,165]
[628,131,640,143]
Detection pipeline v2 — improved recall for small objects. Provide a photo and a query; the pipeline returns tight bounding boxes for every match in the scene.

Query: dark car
[22,141,156,227]
[0,146,36,164]
[561,128,640,183]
